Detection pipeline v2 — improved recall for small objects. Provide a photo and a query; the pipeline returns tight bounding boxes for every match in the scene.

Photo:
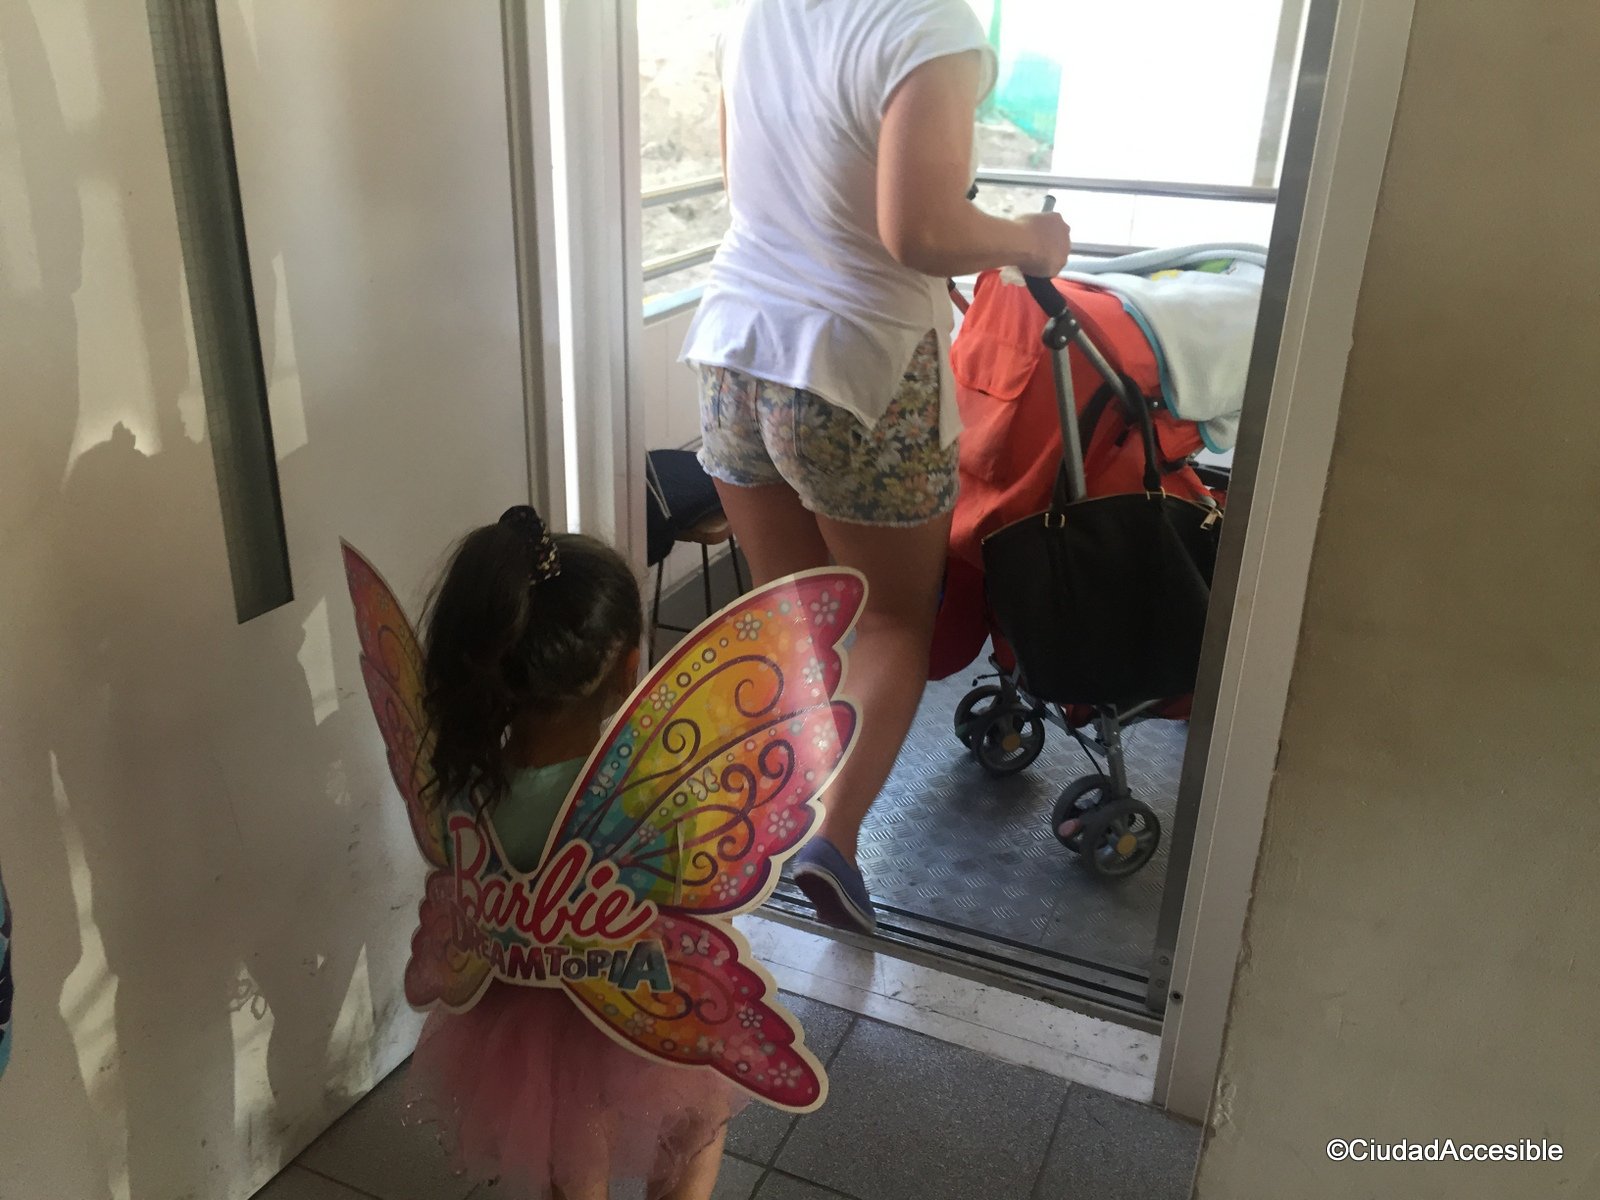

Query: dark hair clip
[499,505,562,585]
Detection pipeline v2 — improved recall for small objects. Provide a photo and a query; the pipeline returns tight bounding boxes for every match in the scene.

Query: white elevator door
[1,3,533,1197]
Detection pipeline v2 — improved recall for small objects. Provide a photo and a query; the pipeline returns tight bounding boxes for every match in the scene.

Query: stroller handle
[1013,195,1164,501]
[1024,274,1068,319]
[1023,195,1070,319]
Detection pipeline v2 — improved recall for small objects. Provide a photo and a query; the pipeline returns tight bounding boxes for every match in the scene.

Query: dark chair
[646,449,746,660]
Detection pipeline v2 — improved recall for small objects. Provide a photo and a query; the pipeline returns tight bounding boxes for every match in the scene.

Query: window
[965,0,1307,249]
[638,0,735,308]
[636,0,1306,309]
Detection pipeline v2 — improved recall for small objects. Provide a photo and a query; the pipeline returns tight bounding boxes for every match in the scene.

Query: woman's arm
[877,51,1072,279]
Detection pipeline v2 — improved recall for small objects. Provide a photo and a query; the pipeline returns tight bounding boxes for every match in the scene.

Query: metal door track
[764,884,1162,1032]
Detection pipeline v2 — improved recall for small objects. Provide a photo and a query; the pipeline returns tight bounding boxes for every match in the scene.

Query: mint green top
[490,758,586,873]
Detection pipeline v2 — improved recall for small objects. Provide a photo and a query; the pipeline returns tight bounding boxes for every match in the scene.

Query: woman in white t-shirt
[682,0,1072,934]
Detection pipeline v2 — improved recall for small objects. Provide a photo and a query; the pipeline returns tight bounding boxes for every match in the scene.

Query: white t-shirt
[680,0,996,446]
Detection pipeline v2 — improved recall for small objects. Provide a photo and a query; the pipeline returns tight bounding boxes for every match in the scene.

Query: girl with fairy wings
[344,506,864,1199]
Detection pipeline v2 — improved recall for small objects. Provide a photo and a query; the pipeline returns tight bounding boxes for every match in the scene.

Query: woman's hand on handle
[878,52,1072,280]
[1014,212,1073,279]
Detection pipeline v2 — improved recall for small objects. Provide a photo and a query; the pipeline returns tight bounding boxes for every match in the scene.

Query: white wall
[0,2,529,1197]
[639,302,732,592]
[640,306,703,454]
[1192,1,1600,1195]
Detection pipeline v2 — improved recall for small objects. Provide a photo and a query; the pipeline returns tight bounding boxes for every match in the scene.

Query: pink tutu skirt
[405,984,746,1198]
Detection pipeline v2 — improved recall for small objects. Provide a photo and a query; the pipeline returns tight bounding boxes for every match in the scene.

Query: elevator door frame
[516,0,1419,1125]
[1153,0,1418,1120]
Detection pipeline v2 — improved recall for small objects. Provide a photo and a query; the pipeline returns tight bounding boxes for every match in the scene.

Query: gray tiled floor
[725,996,856,1164]
[296,1057,474,1200]
[744,1174,849,1199]
[708,1157,765,1199]
[777,1018,1067,1200]
[1034,1088,1201,1200]
[261,993,1198,1200]
[255,1167,372,1200]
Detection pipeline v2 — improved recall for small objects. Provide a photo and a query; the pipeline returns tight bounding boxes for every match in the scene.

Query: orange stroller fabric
[930,270,1214,723]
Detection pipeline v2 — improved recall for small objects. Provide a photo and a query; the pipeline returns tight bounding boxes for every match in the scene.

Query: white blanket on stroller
[1062,245,1267,452]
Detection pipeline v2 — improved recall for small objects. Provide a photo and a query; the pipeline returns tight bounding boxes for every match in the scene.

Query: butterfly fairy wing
[344,541,491,1009]
[537,570,865,1108]
[548,569,867,914]
[402,794,505,1011]
[341,541,446,868]
[564,912,827,1112]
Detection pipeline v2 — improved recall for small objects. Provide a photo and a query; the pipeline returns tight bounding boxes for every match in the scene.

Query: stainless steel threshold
[764,882,1162,1035]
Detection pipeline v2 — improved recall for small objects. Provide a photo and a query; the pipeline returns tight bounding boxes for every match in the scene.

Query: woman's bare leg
[718,479,948,860]
[810,512,950,860]
[650,1125,728,1200]
[713,480,830,583]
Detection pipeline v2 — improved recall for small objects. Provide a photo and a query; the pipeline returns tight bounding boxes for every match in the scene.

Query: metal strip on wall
[147,0,291,622]
[501,0,566,526]
[1254,0,1313,187]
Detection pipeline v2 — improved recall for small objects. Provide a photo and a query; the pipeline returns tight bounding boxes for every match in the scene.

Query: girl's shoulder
[506,758,588,808]
[490,758,588,873]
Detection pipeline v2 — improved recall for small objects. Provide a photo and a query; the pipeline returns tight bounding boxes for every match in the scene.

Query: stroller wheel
[1052,775,1115,853]
[953,685,1006,751]
[972,707,1045,776]
[1079,799,1162,879]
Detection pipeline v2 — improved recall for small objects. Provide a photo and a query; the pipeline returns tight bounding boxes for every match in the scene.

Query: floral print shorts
[696,332,959,527]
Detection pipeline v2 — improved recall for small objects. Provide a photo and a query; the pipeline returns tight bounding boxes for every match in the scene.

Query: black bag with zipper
[980,281,1223,709]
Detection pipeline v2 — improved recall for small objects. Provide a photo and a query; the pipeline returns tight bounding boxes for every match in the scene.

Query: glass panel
[970,182,1049,224]
[968,0,1060,168]
[638,0,736,192]
[644,263,716,312]
[974,186,1275,253]
[643,191,728,271]
[968,0,1307,187]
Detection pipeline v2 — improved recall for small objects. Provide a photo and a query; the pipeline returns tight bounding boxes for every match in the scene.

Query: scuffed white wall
[639,303,730,593]
[0,2,528,1196]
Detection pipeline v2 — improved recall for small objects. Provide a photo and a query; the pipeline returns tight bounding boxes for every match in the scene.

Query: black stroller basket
[983,274,1221,706]
[954,233,1222,885]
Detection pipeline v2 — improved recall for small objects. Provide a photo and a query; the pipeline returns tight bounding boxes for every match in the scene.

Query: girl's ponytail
[421,508,642,813]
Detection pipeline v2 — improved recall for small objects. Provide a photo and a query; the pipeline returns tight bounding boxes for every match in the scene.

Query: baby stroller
[933,262,1229,880]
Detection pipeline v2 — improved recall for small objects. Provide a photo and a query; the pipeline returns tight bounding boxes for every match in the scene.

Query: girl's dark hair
[421,522,643,813]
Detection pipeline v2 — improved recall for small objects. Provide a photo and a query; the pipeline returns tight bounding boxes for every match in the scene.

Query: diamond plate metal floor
[825,669,1186,979]
[654,566,1183,985]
